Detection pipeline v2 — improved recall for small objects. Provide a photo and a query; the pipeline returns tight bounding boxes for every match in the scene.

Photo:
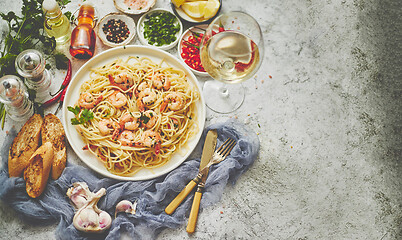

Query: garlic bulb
[68,183,112,233]
[115,199,137,217]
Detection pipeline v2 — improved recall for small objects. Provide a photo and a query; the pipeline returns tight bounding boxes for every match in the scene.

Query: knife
[165,129,218,215]
[186,141,217,234]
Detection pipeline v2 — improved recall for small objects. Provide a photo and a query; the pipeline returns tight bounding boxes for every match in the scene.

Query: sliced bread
[41,113,67,179]
[8,114,43,177]
[23,142,54,198]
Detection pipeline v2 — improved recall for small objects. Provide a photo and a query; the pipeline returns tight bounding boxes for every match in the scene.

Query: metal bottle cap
[0,75,33,121]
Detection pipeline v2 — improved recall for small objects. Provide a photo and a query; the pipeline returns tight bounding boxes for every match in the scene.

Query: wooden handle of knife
[186,191,202,234]
[165,180,197,215]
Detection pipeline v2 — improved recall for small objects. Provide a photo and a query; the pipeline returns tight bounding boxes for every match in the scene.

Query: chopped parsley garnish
[140,113,150,124]
[143,12,180,47]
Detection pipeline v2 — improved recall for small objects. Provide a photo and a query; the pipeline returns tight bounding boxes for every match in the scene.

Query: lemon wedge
[172,0,186,8]
[181,1,207,19]
[203,0,220,19]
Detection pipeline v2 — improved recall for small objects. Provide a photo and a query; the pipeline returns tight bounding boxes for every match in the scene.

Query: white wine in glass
[201,31,261,83]
[200,11,263,113]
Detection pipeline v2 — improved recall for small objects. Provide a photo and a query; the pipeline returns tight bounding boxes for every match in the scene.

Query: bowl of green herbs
[137,8,183,50]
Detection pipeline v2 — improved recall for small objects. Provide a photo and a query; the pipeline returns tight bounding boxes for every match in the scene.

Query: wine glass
[200,11,264,113]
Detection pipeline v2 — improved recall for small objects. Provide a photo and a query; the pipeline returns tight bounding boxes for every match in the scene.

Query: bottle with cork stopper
[42,0,71,44]
[70,4,96,59]
[0,75,34,122]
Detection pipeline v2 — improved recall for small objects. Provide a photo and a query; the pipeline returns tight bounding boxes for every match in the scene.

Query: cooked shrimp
[108,91,127,108]
[134,81,150,98]
[160,92,184,112]
[140,110,158,129]
[136,88,157,112]
[117,130,138,147]
[119,112,140,131]
[98,119,120,139]
[108,72,135,91]
[140,130,161,148]
[152,73,171,91]
[78,92,103,109]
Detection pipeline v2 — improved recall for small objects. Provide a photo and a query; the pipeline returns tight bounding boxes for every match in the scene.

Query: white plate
[137,8,183,50]
[62,45,206,181]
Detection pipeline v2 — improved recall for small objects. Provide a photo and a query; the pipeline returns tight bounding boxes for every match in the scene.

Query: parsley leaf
[68,106,94,125]
[55,52,69,69]
[67,106,80,115]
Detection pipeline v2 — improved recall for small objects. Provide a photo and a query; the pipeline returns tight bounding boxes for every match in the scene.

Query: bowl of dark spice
[137,8,183,50]
[98,13,136,47]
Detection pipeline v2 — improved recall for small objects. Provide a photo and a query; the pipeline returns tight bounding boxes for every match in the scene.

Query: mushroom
[72,188,112,233]
[115,199,137,217]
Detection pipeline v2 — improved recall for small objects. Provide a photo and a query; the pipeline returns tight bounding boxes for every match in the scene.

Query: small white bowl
[98,13,136,47]
[178,24,209,76]
[137,8,183,50]
[114,0,156,15]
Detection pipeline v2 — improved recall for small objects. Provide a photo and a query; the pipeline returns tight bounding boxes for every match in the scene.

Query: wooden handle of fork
[186,191,202,234]
[165,180,197,215]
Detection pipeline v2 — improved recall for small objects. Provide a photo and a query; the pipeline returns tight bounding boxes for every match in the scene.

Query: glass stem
[219,84,229,98]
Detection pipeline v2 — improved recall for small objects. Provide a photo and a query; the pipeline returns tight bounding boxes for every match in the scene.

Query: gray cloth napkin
[0,119,259,240]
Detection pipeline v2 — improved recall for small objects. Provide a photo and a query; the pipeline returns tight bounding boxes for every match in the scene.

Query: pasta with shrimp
[72,56,200,176]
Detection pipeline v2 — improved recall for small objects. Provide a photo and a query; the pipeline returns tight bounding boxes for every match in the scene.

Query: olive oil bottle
[42,0,71,44]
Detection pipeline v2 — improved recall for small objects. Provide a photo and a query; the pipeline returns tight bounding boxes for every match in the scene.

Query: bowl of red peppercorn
[98,13,136,47]
[178,25,209,76]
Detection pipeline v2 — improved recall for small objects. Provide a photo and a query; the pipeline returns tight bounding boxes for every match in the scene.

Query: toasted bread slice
[41,113,67,180]
[23,142,54,198]
[8,114,43,177]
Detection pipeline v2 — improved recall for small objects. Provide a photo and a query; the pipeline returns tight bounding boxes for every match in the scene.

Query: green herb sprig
[67,106,94,125]
[0,0,71,128]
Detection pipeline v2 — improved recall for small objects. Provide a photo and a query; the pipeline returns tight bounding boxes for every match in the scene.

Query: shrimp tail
[155,142,161,155]
[160,101,168,112]
[137,98,145,112]
[108,74,115,85]
[112,126,121,140]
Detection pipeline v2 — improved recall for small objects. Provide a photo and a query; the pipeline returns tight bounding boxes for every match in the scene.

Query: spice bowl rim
[178,24,209,76]
[97,12,136,48]
[114,0,156,15]
[137,8,183,51]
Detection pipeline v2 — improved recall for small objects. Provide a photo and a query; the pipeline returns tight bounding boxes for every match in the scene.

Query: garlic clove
[115,199,137,217]
[67,182,95,209]
[74,207,99,230]
[99,211,112,229]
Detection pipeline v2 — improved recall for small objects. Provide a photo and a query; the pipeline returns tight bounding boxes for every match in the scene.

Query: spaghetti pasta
[72,56,199,176]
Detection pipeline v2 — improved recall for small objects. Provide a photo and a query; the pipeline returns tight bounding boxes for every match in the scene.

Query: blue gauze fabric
[0,119,259,240]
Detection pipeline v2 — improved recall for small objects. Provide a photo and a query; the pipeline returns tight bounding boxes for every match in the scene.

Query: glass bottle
[0,75,34,122]
[70,4,96,59]
[42,0,71,44]
[15,49,52,102]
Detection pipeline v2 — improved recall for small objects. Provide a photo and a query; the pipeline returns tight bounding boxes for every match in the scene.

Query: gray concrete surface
[0,0,401,239]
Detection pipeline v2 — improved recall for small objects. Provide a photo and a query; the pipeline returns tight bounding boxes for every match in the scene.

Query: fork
[165,138,236,215]
[186,137,236,233]
[195,138,236,182]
